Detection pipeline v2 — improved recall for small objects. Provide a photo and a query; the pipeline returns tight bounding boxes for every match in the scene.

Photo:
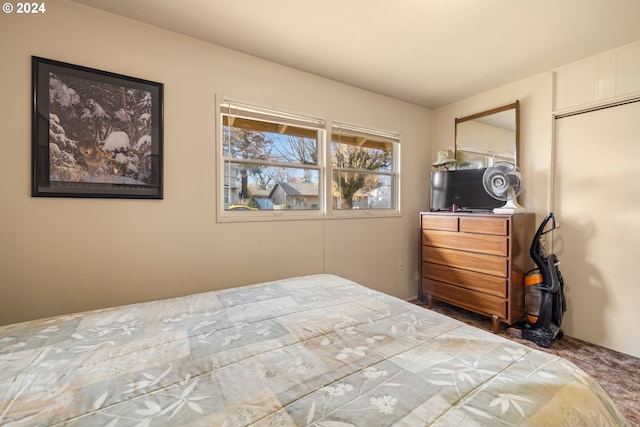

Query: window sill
[216,209,400,223]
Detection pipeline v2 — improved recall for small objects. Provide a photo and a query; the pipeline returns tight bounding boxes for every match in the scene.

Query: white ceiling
[70,0,640,108]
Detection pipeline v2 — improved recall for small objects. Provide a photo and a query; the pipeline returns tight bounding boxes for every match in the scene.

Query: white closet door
[553,100,640,357]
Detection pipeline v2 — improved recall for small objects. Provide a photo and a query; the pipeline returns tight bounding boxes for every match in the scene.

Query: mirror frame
[454,100,520,168]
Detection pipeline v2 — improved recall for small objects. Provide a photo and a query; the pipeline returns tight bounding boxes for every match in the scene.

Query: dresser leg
[492,315,500,333]
[427,295,433,309]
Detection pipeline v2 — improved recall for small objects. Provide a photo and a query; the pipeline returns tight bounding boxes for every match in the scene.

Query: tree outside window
[331,124,398,211]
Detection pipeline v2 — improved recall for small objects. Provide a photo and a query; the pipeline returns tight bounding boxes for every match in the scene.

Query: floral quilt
[0,274,629,426]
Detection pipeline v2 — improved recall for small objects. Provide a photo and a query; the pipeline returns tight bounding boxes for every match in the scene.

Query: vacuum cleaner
[507,213,566,348]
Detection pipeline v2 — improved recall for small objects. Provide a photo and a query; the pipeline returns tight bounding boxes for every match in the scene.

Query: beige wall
[0,1,431,325]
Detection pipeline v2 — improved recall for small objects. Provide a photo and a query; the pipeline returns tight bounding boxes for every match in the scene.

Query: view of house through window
[219,99,399,218]
[221,101,323,211]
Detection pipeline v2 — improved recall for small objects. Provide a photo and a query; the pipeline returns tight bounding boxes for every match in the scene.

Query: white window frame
[216,96,400,222]
[217,96,326,222]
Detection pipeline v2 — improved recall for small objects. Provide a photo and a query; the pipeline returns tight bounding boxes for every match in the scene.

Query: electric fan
[482,162,525,214]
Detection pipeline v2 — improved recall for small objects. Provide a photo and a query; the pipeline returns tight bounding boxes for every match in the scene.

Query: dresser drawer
[422,246,507,277]
[421,215,458,231]
[459,216,508,235]
[421,278,507,318]
[422,230,508,256]
[422,262,507,297]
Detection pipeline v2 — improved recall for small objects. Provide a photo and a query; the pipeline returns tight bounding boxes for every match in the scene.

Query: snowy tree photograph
[32,57,163,198]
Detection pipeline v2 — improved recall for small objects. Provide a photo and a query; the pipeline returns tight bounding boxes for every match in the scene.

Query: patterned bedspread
[0,274,629,426]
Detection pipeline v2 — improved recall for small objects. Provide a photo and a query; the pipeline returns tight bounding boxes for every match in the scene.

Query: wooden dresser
[420,212,535,333]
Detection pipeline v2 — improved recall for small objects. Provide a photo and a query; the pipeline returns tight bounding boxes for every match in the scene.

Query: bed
[0,274,629,426]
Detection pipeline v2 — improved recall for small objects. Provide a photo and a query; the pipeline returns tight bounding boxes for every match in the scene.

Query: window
[219,99,324,217]
[217,97,399,221]
[331,123,399,212]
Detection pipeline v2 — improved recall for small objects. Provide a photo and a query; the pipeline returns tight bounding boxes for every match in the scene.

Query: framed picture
[32,56,163,198]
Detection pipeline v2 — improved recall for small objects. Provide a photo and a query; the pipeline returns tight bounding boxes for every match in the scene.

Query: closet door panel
[553,100,640,358]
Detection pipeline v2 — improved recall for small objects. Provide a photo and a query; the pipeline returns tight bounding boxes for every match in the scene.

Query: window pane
[224,162,320,210]
[331,142,392,172]
[332,172,394,210]
[223,117,318,165]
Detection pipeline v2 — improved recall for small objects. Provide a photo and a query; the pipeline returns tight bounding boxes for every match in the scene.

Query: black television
[430,168,503,212]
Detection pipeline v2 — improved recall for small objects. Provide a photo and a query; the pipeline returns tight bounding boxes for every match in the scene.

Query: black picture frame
[32,56,163,198]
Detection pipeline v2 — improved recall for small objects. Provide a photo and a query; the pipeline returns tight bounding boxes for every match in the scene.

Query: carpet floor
[411,299,640,426]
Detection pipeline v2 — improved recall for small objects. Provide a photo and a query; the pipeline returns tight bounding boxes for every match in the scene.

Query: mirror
[455,100,519,169]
